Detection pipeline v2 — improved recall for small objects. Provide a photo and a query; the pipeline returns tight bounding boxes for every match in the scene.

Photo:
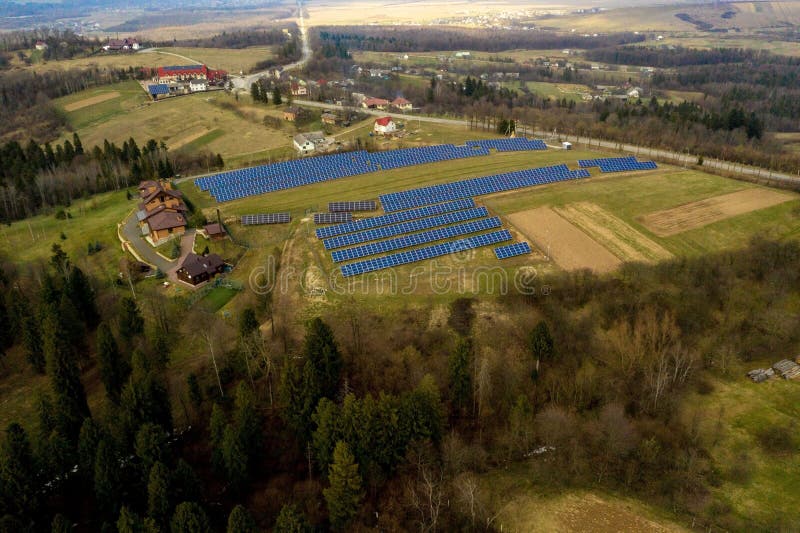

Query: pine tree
[0,423,39,517]
[135,424,170,474]
[250,82,261,102]
[239,308,259,339]
[304,317,342,400]
[21,306,45,373]
[528,320,554,380]
[272,87,282,105]
[73,133,84,155]
[97,323,129,403]
[147,462,171,526]
[273,504,312,533]
[65,266,98,328]
[172,460,201,505]
[324,441,363,531]
[448,337,473,415]
[43,303,90,442]
[233,382,262,462]
[222,426,247,490]
[119,297,144,342]
[170,502,211,533]
[280,358,320,442]
[77,417,102,475]
[226,505,257,533]
[94,438,121,516]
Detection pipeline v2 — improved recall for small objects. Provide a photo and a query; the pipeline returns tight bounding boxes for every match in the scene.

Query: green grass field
[55,80,150,131]
[154,46,275,74]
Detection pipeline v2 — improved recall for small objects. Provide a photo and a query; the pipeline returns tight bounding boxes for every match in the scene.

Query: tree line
[153,25,298,50]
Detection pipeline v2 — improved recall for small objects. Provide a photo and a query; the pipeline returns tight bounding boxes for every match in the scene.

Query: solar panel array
[332,217,502,262]
[380,165,590,212]
[340,230,512,277]
[466,138,547,152]
[314,213,352,224]
[316,198,475,239]
[495,242,531,259]
[148,84,169,95]
[323,207,489,250]
[240,213,290,225]
[329,201,376,212]
[578,156,658,173]
[194,139,548,203]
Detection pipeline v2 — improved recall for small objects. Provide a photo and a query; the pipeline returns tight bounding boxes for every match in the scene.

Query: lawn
[154,46,275,74]
[198,286,239,312]
[504,81,592,103]
[54,88,291,161]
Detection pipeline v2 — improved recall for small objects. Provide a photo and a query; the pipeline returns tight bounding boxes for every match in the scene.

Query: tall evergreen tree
[94,438,121,516]
[116,298,142,342]
[226,505,257,533]
[304,317,342,400]
[42,303,90,442]
[147,462,171,526]
[65,266,98,329]
[272,87,282,105]
[170,502,211,533]
[135,423,170,474]
[73,132,84,155]
[21,305,45,373]
[448,337,473,415]
[528,320,554,379]
[323,441,363,531]
[97,323,129,403]
[0,423,39,518]
[77,417,102,476]
[273,504,312,533]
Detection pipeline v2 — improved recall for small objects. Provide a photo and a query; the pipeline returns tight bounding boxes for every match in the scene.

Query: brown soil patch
[170,128,211,150]
[555,202,672,263]
[508,207,621,273]
[63,91,121,111]
[641,188,795,237]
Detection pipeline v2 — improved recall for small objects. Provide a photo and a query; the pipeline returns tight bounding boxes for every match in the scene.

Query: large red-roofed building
[156,65,227,83]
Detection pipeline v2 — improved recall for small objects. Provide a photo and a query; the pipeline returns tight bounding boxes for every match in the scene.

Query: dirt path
[63,91,121,111]
[555,202,672,263]
[640,188,795,236]
[170,128,211,150]
[508,207,621,273]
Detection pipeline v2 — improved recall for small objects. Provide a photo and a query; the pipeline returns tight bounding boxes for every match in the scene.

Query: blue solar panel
[379,165,589,212]
[148,84,169,95]
[315,198,475,239]
[332,217,502,262]
[494,242,531,259]
[340,230,512,277]
[314,213,352,224]
[323,207,489,250]
[578,157,657,173]
[193,139,549,203]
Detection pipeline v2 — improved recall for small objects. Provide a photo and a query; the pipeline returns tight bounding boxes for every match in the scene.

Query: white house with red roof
[374,117,397,135]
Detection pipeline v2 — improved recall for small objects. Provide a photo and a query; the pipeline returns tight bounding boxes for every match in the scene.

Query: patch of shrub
[756,424,796,455]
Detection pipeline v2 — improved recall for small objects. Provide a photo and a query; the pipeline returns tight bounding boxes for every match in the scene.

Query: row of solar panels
[495,242,531,259]
[195,139,548,203]
[329,201,376,213]
[315,198,475,239]
[148,84,169,95]
[323,207,489,250]
[314,213,352,224]
[241,213,290,225]
[332,217,502,263]
[341,230,512,277]
[578,156,658,173]
[380,165,590,212]
[466,138,547,152]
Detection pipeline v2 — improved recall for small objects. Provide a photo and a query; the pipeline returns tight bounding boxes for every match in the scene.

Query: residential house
[103,38,140,51]
[362,97,389,110]
[373,117,396,135]
[188,78,208,92]
[176,253,225,286]
[293,131,325,155]
[321,112,339,126]
[290,82,308,96]
[391,97,412,112]
[283,106,303,121]
[136,180,188,244]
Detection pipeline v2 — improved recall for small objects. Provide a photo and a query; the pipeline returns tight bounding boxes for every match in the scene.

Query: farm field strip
[640,188,796,237]
[507,207,621,273]
[63,91,122,112]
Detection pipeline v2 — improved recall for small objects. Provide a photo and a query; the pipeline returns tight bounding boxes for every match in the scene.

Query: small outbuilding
[203,223,226,240]
[562,141,572,150]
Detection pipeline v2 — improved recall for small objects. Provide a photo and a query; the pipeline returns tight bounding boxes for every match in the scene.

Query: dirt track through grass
[508,206,621,273]
[640,188,795,236]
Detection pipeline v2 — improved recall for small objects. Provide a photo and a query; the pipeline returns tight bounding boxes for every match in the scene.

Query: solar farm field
[179,143,800,304]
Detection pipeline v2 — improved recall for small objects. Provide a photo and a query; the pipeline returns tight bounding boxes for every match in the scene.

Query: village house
[290,82,308,96]
[293,131,326,155]
[103,38,140,51]
[188,78,208,92]
[362,97,389,110]
[136,180,188,244]
[283,106,303,121]
[391,97,413,112]
[203,222,226,240]
[156,65,227,84]
[321,112,339,126]
[374,117,397,135]
[176,253,225,286]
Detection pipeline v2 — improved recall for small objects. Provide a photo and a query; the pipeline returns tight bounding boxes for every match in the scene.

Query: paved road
[122,213,196,277]
[230,0,311,91]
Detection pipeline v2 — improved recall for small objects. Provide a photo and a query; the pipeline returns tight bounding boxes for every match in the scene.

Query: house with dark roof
[136,180,188,244]
[203,223,226,240]
[176,253,225,286]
